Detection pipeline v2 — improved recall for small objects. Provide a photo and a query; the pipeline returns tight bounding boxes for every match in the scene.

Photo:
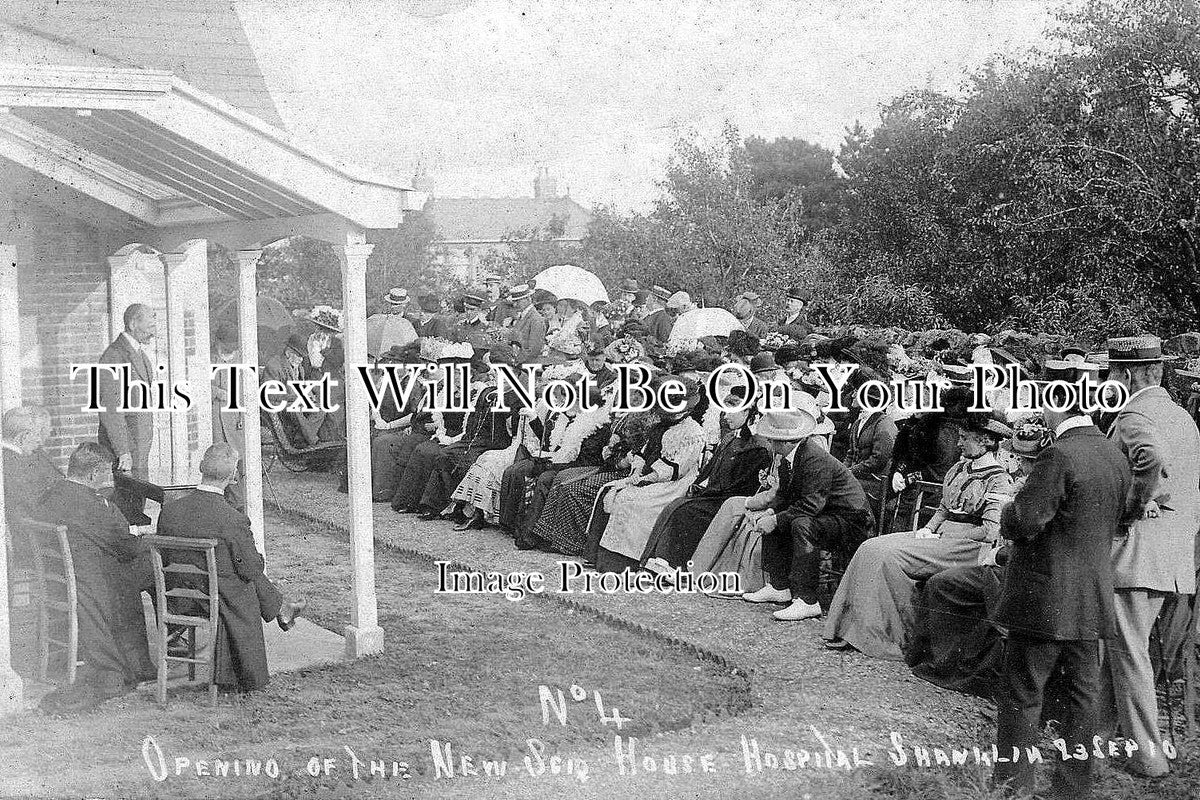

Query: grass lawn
[0,512,750,799]
[1,503,1197,800]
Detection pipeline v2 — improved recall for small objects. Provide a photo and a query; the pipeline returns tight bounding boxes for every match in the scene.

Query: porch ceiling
[0,64,425,231]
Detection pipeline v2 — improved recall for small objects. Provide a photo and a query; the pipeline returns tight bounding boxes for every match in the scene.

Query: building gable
[2,0,284,128]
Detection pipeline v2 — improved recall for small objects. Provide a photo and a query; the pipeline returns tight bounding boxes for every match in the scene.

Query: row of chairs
[14,519,223,706]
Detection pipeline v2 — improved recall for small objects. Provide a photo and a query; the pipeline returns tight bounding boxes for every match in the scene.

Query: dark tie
[777,454,792,491]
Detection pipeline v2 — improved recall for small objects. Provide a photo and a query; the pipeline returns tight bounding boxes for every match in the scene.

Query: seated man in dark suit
[742,398,874,621]
[155,444,305,693]
[2,404,63,523]
[38,443,155,709]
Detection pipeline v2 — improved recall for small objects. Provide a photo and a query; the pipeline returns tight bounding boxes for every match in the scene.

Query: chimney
[533,167,559,200]
[412,162,436,197]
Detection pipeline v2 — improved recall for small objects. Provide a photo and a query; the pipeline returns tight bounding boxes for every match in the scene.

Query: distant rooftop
[2,0,284,128]
[424,195,593,242]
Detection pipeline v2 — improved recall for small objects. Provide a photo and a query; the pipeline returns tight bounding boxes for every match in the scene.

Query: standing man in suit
[1100,335,1200,777]
[97,303,157,479]
[156,444,305,693]
[990,391,1131,800]
[505,283,545,362]
[742,397,874,622]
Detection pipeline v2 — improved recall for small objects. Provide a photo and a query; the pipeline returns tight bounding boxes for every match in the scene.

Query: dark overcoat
[993,425,1131,640]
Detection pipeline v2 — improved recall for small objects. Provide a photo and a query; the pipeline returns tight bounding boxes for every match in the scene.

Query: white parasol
[530,264,609,305]
[668,307,744,344]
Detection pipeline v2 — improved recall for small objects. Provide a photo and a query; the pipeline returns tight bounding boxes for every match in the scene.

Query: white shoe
[742,585,792,604]
[772,599,822,621]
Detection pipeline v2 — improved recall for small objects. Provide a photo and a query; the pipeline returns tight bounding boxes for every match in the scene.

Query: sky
[238,0,1062,210]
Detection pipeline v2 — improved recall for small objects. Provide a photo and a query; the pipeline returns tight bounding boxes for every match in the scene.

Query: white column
[0,246,20,414]
[236,250,266,553]
[0,244,23,714]
[163,241,213,483]
[339,237,384,658]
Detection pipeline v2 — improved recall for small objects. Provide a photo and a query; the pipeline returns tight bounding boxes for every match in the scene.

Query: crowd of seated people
[348,277,1200,795]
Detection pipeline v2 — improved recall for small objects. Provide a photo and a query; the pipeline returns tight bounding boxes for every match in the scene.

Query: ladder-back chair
[145,535,220,706]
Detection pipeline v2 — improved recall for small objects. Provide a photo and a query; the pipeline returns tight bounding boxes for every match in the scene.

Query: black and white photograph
[0,1,1198,798]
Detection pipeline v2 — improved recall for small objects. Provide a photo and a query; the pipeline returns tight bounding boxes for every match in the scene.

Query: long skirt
[451,446,520,523]
[822,522,988,661]
[598,474,695,562]
[533,467,619,557]
[639,494,729,568]
[688,496,767,595]
[498,457,539,534]
[908,564,1005,697]
[420,443,497,514]
[374,430,428,503]
[392,440,462,511]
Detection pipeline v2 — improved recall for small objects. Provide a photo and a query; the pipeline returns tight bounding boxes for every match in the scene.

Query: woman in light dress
[822,413,1013,660]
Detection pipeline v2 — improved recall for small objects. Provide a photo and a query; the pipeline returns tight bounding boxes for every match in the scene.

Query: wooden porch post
[163,240,212,483]
[235,249,266,553]
[339,236,384,658]
[0,248,20,415]
[0,243,24,714]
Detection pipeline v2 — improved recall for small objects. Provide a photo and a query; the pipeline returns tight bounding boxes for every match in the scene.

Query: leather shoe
[417,510,443,521]
[772,599,822,621]
[742,585,792,604]
[454,514,486,531]
[277,597,307,631]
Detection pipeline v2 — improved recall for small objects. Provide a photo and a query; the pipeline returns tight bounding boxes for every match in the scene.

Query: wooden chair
[145,535,220,707]
[906,480,944,531]
[20,518,80,684]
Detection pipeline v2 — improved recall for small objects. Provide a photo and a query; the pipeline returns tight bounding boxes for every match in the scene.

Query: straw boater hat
[508,282,534,302]
[1107,335,1167,363]
[755,408,817,441]
[651,284,672,302]
[383,287,409,305]
[483,274,503,285]
[940,363,974,385]
[437,342,475,363]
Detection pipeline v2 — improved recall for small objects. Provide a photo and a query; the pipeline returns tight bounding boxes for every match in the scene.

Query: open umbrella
[530,264,609,305]
[668,307,744,344]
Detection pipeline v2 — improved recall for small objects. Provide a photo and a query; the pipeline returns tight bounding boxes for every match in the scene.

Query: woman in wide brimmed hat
[640,384,772,575]
[590,376,710,572]
[909,419,1050,698]
[824,412,1014,660]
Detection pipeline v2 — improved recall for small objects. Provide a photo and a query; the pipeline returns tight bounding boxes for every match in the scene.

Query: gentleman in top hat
[96,303,157,480]
[1099,334,1200,778]
[618,278,640,303]
[992,383,1131,800]
[412,293,455,340]
[642,285,675,344]
[505,282,546,362]
[742,396,874,622]
[366,288,418,360]
[777,286,813,340]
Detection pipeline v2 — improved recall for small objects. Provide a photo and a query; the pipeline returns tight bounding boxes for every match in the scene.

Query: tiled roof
[424,196,593,242]
[2,0,284,128]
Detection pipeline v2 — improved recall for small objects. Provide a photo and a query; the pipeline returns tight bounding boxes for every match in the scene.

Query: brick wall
[12,205,114,468]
